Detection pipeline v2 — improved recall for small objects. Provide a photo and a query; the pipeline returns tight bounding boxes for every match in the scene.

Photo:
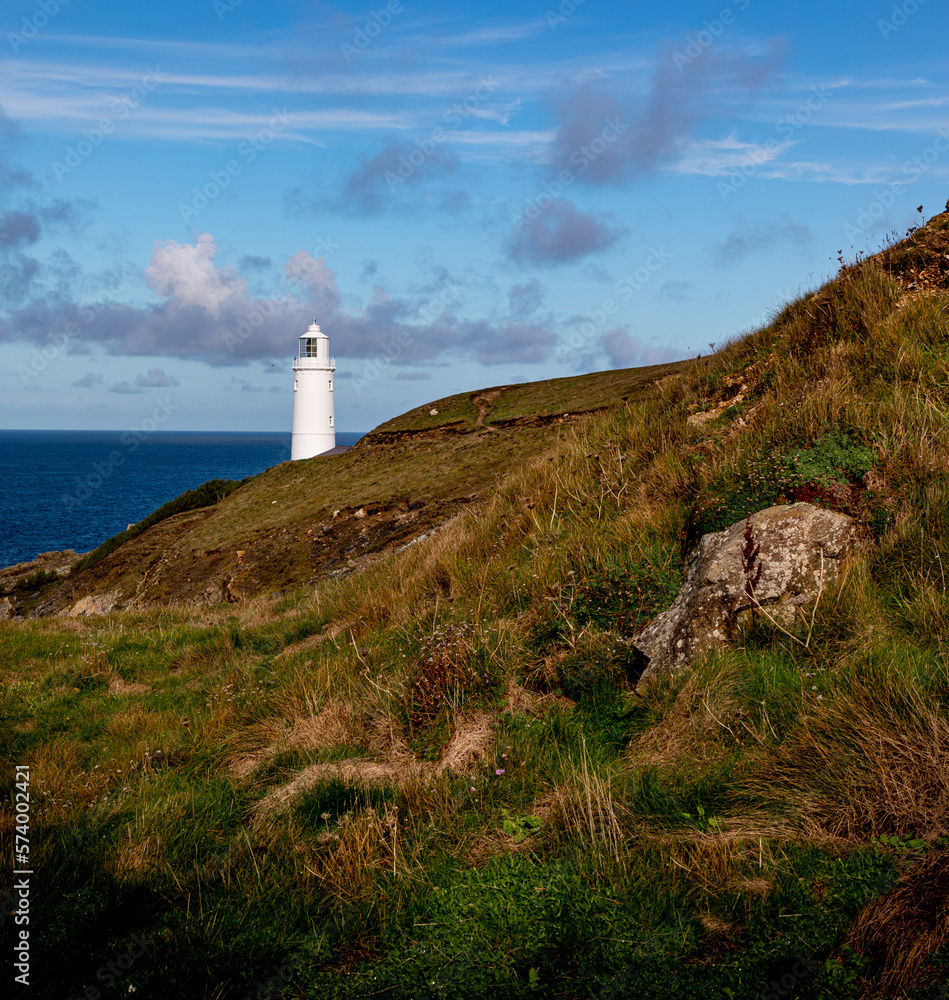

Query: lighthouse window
[302,338,319,358]
[329,415,333,426]
[329,379,333,392]
[294,379,298,391]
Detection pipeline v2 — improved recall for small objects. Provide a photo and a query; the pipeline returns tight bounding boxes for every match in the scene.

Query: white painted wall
[291,321,336,460]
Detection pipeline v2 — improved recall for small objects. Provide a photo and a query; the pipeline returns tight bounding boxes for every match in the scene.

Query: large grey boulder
[632,503,861,686]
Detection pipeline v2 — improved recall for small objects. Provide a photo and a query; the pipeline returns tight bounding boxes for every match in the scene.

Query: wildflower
[496,769,505,776]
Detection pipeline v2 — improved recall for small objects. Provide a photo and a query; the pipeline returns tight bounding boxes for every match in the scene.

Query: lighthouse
[291,320,336,460]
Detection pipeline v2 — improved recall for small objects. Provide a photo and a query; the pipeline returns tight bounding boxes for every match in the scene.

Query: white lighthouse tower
[291,320,336,460]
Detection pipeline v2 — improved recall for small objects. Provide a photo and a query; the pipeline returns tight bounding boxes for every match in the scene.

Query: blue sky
[0,0,947,433]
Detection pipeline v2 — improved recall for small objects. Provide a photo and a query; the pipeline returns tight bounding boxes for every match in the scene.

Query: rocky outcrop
[66,591,121,617]
[633,503,861,686]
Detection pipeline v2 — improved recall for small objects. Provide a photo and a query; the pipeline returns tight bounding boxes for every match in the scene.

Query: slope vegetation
[12,360,687,616]
[3,213,949,999]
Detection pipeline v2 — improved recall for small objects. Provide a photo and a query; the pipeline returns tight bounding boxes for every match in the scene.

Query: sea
[0,430,364,569]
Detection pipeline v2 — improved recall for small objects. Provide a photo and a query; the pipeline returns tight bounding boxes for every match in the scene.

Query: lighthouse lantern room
[291,320,336,460]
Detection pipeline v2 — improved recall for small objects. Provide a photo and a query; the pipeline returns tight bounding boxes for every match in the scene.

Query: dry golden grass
[299,804,419,902]
[627,658,740,772]
[108,676,152,695]
[547,740,625,863]
[768,681,949,841]
[846,848,949,997]
[114,834,163,877]
[251,709,495,825]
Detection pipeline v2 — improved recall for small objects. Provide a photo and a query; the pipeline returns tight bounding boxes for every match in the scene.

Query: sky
[0,0,947,434]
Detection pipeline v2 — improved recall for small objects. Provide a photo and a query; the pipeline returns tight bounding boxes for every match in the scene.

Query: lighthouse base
[291,432,336,461]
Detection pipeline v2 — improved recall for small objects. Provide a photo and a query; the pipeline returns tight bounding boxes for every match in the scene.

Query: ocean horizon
[0,429,364,569]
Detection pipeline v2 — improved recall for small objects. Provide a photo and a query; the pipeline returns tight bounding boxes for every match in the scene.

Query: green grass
[4,216,949,997]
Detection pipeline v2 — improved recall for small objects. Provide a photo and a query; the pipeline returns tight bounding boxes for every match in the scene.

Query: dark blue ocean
[0,430,364,569]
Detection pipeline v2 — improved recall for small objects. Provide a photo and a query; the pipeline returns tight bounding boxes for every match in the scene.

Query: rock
[67,591,121,617]
[632,503,860,686]
[0,596,12,620]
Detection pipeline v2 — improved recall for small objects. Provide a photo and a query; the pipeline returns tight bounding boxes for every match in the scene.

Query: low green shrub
[72,477,250,574]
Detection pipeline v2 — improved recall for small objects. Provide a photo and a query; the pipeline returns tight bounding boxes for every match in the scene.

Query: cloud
[135,367,180,387]
[714,215,811,265]
[508,278,545,320]
[145,233,245,316]
[657,280,693,302]
[296,138,462,214]
[546,44,785,185]
[225,376,263,392]
[343,139,458,208]
[239,254,272,271]
[0,232,595,371]
[460,320,557,365]
[0,111,87,308]
[0,210,40,248]
[72,372,103,388]
[394,371,432,380]
[284,250,341,314]
[599,326,679,368]
[108,380,143,394]
[509,199,626,265]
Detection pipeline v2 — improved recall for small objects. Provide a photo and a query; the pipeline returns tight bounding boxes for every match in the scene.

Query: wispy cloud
[715,215,811,266]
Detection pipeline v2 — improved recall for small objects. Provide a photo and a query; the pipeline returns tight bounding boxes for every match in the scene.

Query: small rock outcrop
[633,503,861,686]
[66,591,121,618]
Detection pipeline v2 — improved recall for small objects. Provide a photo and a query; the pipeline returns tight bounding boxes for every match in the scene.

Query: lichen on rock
[632,503,861,686]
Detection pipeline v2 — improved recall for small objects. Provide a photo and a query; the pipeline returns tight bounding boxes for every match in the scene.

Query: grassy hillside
[3,213,949,999]
[6,357,690,617]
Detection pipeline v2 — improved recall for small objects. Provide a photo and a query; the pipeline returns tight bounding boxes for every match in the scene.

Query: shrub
[72,477,250,574]
[12,568,59,592]
[694,430,878,537]
[401,621,501,740]
[570,545,683,635]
